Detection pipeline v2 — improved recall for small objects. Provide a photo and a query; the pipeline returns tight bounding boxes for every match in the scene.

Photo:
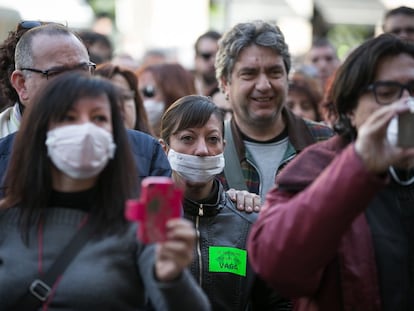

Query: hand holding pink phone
[125,176,183,244]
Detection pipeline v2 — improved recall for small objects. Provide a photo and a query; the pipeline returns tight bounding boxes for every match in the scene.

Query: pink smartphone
[125,176,183,244]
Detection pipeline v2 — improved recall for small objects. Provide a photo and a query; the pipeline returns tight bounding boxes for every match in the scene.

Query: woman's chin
[185,180,208,188]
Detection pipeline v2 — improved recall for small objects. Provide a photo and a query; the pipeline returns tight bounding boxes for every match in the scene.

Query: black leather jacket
[183,179,291,311]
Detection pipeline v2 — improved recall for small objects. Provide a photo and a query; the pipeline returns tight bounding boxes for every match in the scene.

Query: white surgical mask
[167,148,225,183]
[144,99,165,127]
[387,116,398,146]
[46,123,116,179]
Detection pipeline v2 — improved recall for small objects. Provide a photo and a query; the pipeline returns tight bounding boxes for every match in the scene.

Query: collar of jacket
[183,179,225,217]
[229,107,316,161]
[277,135,349,192]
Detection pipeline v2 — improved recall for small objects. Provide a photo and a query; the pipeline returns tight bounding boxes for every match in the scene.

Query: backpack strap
[224,119,248,191]
[14,222,94,309]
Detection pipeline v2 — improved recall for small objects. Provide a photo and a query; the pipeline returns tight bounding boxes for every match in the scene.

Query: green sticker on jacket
[209,246,247,276]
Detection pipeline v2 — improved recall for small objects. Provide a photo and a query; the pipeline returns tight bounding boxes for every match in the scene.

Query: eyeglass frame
[19,62,96,80]
[366,80,414,105]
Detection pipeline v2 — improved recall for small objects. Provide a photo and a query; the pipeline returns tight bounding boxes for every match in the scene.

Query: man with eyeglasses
[0,22,95,137]
[0,22,171,191]
[383,6,414,42]
[248,33,414,310]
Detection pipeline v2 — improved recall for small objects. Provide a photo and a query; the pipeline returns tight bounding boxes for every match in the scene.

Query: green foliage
[327,24,375,60]
[85,0,115,19]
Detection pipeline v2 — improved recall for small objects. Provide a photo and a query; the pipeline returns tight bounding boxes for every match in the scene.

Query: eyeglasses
[366,81,414,105]
[197,52,214,61]
[140,85,156,98]
[20,62,96,80]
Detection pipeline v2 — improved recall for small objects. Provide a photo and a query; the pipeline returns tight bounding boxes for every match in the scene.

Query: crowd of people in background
[0,4,413,311]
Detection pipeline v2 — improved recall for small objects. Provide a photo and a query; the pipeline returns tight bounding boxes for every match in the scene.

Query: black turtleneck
[48,187,97,212]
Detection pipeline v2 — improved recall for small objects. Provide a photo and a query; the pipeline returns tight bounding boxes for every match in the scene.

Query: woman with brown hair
[95,62,152,134]
[136,63,196,137]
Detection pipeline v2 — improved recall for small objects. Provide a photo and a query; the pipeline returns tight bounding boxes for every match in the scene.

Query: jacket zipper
[195,212,203,285]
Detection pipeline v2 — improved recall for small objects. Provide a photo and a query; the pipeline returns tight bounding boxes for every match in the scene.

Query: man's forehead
[234,49,285,71]
[31,34,89,65]
[198,38,219,49]
[385,14,414,28]
[31,32,84,48]
[309,46,335,57]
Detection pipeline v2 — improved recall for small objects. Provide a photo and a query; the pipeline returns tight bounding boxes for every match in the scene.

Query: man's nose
[255,74,271,91]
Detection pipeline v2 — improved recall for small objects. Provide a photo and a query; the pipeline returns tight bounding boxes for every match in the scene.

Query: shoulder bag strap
[14,222,94,310]
[224,119,248,191]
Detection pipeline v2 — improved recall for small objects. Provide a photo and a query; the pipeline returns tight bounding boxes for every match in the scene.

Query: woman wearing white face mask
[159,95,291,311]
[0,73,210,311]
[136,63,197,137]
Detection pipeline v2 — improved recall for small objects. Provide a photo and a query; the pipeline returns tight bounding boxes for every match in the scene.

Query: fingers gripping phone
[125,177,183,244]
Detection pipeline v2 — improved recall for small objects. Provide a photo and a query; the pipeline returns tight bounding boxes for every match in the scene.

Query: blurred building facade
[112,0,413,68]
[1,0,414,68]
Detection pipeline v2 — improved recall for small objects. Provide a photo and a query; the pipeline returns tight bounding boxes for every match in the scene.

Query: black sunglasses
[198,52,214,61]
[140,85,156,98]
[17,20,65,32]
[18,20,42,30]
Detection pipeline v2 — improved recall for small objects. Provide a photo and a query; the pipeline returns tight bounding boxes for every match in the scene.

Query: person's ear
[10,70,29,102]
[220,76,230,101]
[158,138,169,154]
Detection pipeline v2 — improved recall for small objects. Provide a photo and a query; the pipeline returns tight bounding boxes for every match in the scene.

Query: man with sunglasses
[193,30,234,120]
[383,6,414,42]
[193,30,221,97]
[0,22,171,190]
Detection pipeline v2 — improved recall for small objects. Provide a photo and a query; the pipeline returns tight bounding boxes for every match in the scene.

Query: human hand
[227,188,261,213]
[154,218,195,282]
[355,99,414,173]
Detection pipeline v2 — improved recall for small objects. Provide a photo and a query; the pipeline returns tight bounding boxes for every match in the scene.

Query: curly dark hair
[0,27,27,110]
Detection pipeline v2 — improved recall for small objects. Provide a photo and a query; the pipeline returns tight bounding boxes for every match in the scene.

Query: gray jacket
[0,207,211,311]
